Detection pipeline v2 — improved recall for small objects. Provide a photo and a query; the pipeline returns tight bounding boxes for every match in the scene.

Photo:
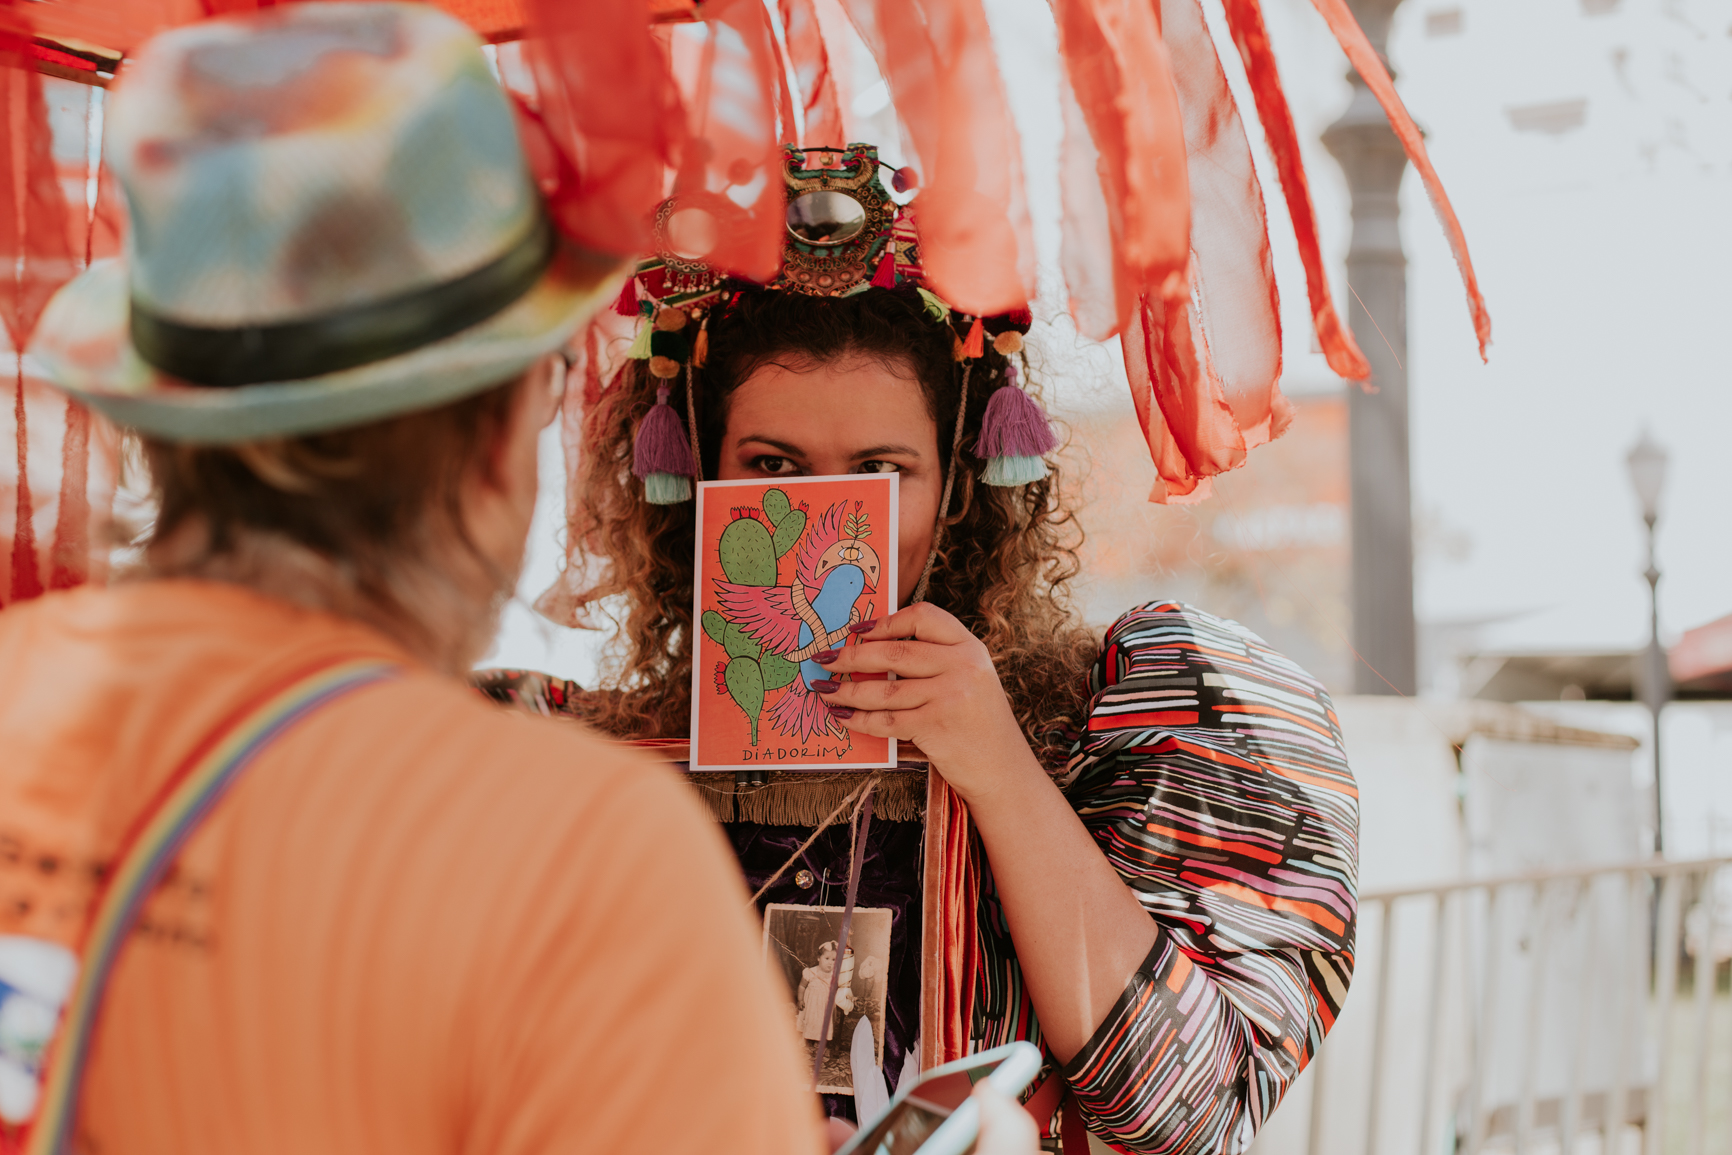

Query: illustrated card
[690,474,897,772]
[763,903,894,1096]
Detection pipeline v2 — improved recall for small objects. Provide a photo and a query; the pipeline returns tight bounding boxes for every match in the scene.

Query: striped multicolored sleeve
[1056,602,1358,1155]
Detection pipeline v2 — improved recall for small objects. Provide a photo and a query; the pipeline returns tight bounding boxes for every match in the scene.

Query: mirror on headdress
[786,190,867,246]
[664,206,721,260]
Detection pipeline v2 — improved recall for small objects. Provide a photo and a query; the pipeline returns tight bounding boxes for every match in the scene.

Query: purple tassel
[633,386,697,478]
[977,374,1057,459]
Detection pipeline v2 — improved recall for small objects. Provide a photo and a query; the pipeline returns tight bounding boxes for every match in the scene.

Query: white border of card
[690,473,898,772]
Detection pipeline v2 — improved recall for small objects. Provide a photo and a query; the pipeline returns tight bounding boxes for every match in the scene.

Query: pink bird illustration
[713,501,881,741]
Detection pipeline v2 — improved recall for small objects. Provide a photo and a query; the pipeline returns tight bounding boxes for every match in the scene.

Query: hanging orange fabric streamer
[834,0,1034,315]
[664,0,787,282]
[522,0,683,257]
[777,0,843,145]
[1216,0,1368,382]
[1124,291,1246,503]
[1050,0,1191,338]
[1306,0,1491,361]
[1,21,77,607]
[24,0,528,65]
[1159,0,1289,451]
[48,401,91,591]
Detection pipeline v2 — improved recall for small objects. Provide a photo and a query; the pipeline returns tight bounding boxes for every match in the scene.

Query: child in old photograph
[766,905,892,1095]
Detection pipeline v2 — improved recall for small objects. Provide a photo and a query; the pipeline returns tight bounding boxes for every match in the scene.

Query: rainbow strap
[21,659,398,1155]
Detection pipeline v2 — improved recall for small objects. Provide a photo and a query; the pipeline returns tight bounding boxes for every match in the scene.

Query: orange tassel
[962,316,984,360]
[692,323,709,367]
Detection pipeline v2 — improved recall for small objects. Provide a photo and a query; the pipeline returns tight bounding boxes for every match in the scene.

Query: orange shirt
[0,580,822,1155]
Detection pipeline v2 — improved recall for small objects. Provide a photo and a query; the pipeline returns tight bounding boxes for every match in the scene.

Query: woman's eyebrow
[852,443,922,460]
[736,436,807,457]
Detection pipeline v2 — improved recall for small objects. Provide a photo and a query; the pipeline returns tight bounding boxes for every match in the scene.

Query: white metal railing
[1286,857,1732,1155]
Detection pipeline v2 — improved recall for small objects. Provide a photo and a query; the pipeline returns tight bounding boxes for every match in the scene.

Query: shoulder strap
[17,658,398,1155]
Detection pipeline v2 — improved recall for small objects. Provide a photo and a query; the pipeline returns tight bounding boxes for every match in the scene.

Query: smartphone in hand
[835,1041,1043,1155]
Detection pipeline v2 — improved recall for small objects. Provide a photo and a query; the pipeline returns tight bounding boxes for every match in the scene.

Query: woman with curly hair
[509,148,1358,1155]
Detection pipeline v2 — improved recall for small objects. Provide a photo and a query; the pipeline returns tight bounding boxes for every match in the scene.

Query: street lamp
[1625,430,1670,855]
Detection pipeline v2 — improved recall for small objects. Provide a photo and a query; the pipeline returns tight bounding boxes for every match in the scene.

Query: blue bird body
[798,564,866,688]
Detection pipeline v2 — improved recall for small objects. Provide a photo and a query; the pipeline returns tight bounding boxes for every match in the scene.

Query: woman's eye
[751,456,802,475]
[857,460,900,474]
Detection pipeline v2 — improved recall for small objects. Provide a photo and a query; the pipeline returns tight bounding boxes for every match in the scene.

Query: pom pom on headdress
[633,384,697,504]
[977,365,1056,487]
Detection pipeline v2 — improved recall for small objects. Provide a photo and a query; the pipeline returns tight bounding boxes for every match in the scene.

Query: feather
[795,502,848,592]
[896,1036,921,1091]
[852,1017,889,1122]
[712,581,800,654]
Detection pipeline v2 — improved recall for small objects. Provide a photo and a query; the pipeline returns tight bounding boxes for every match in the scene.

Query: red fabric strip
[1159,0,1290,450]
[836,0,1033,315]
[668,0,785,282]
[8,367,38,605]
[1050,0,1191,335]
[47,398,89,591]
[777,0,842,145]
[522,0,682,257]
[920,773,979,1068]
[1307,0,1491,361]
[1216,0,1369,382]
[1123,291,1241,503]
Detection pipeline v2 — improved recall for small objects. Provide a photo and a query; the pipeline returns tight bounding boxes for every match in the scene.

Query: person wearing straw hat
[0,6,857,1154]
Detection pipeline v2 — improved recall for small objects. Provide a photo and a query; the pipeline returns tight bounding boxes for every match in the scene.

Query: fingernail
[850,619,877,634]
[827,705,856,719]
[810,679,840,693]
[812,650,840,665]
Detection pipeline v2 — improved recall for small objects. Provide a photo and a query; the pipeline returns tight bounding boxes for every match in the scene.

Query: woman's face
[719,356,941,608]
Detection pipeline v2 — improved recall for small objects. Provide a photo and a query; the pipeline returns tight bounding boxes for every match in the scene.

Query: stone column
[1322,0,1416,696]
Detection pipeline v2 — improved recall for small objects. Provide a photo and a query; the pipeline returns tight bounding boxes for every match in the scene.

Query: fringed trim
[688,770,928,825]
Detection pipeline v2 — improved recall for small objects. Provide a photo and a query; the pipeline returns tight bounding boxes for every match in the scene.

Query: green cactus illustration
[711,487,816,744]
[702,610,727,645]
[724,656,765,745]
[763,487,791,526]
[758,650,799,691]
[718,516,777,586]
[771,508,806,558]
[723,620,761,661]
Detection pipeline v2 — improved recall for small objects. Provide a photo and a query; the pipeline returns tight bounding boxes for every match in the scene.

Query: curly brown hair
[566,286,1099,766]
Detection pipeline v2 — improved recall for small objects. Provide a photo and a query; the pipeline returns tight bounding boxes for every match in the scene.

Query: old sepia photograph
[762,904,893,1095]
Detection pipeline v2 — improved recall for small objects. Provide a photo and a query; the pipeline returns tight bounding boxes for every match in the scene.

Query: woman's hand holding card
[814,603,1047,804]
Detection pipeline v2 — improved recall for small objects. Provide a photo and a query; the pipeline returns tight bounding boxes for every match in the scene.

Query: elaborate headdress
[613,142,1051,507]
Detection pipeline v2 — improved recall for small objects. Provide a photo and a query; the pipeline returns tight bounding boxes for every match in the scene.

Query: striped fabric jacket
[975,602,1359,1155]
